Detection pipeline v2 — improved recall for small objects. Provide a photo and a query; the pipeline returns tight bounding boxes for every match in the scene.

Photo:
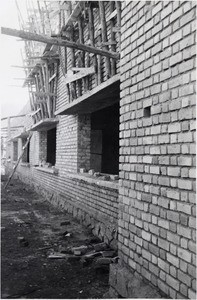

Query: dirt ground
[1,176,112,299]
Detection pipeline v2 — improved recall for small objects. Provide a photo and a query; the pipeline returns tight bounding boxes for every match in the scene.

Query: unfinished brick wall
[110,1,196,299]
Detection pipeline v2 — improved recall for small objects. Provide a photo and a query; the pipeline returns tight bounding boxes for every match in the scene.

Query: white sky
[0,0,29,118]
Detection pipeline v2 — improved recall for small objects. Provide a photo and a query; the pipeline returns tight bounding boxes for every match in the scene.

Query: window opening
[47,127,56,166]
[90,102,119,175]
[144,106,151,118]
[22,138,30,163]
[13,141,18,161]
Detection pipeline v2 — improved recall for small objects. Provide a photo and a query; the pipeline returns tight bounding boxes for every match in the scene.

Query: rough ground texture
[1,177,110,299]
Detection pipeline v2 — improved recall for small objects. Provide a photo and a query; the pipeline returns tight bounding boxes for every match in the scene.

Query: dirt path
[1,177,111,299]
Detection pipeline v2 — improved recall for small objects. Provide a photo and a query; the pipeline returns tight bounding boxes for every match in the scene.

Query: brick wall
[29,132,40,166]
[7,162,118,249]
[56,115,78,173]
[114,1,196,299]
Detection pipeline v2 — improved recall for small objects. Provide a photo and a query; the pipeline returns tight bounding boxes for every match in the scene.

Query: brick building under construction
[2,1,196,299]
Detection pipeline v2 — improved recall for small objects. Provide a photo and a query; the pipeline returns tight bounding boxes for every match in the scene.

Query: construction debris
[48,253,67,259]
[101,250,116,258]
[18,236,29,247]
[93,242,108,252]
[72,245,89,256]
[60,220,71,226]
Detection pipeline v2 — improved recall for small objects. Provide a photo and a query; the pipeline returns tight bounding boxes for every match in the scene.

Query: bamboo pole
[110,2,116,76]
[44,63,52,118]
[97,31,102,84]
[88,3,97,86]
[35,74,44,120]
[115,1,121,46]
[99,1,111,79]
[77,17,83,96]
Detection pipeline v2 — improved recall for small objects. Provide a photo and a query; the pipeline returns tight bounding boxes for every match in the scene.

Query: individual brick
[177,203,192,215]
[167,210,179,222]
[178,270,192,287]
[178,247,192,263]
[177,225,192,238]
[167,167,180,177]
[178,156,192,166]
[177,179,192,190]
[188,289,196,300]
[166,275,180,291]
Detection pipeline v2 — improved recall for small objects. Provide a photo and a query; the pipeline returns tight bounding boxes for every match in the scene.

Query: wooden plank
[1,27,120,60]
[65,67,95,84]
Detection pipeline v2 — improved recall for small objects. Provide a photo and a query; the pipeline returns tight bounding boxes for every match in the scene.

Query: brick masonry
[113,1,196,299]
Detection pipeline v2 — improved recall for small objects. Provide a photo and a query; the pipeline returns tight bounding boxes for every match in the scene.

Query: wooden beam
[11,65,35,69]
[27,108,41,116]
[65,67,95,84]
[1,114,26,121]
[99,41,117,46]
[71,67,93,72]
[1,27,120,60]
[27,55,59,60]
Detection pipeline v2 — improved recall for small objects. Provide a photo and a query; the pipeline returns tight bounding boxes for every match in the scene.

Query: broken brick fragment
[93,242,108,252]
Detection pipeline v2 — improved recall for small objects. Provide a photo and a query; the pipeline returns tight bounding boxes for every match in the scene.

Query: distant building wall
[109,1,196,299]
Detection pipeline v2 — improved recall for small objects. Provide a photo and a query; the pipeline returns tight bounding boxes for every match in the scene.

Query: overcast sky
[0,0,29,119]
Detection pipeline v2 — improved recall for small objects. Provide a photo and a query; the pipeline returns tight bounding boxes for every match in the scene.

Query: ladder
[4,133,32,189]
